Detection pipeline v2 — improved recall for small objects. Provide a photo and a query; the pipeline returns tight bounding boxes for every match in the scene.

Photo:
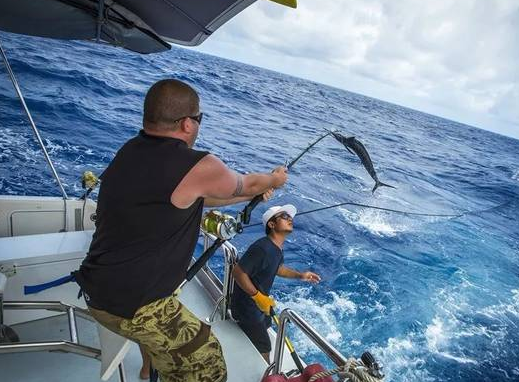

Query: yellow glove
[251,291,276,315]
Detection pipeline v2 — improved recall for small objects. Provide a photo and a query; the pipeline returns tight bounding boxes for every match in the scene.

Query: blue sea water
[1,31,519,381]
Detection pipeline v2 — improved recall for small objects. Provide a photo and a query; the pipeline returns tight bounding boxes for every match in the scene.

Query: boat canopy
[0,0,295,54]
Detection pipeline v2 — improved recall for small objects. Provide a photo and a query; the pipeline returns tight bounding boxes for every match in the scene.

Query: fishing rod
[240,131,332,225]
[286,131,332,169]
[187,132,336,281]
[187,130,397,281]
[240,129,396,225]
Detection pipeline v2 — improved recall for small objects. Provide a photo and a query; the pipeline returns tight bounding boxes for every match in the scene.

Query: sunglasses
[189,113,203,124]
[274,212,293,221]
[173,112,203,124]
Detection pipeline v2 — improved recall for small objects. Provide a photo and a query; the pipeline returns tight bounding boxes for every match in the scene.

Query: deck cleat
[361,351,384,379]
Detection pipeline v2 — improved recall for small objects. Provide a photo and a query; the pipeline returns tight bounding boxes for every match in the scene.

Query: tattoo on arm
[232,174,244,197]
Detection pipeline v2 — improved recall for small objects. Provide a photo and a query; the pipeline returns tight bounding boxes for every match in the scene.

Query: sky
[195,0,519,139]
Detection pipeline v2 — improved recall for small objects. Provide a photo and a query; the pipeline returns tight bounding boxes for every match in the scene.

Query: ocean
[1,31,518,381]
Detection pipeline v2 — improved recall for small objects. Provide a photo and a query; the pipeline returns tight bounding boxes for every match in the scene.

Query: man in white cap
[231,204,321,362]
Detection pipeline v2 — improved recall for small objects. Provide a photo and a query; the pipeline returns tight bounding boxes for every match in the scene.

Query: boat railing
[0,301,128,382]
[197,229,238,322]
[197,233,349,371]
[272,308,348,374]
[0,39,68,231]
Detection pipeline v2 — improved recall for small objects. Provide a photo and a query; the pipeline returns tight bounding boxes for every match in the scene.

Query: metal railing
[199,230,238,322]
[0,39,68,231]
[0,300,126,381]
[272,308,348,374]
[0,301,97,357]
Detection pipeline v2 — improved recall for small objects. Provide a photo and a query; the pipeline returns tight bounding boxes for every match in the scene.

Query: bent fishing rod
[186,132,339,281]
[239,129,395,225]
[240,131,333,225]
[186,130,394,281]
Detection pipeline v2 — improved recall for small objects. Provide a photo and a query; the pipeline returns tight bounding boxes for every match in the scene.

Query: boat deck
[0,215,296,382]
[0,272,295,382]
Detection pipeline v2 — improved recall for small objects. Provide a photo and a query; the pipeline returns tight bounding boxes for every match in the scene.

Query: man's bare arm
[276,265,302,279]
[171,154,286,208]
[204,195,252,207]
[204,188,274,208]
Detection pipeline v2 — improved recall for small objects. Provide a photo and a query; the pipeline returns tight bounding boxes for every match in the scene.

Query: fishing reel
[82,171,99,189]
[80,171,99,200]
[187,209,242,281]
[201,210,242,241]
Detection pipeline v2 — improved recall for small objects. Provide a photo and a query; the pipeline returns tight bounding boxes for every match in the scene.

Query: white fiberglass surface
[0,277,272,382]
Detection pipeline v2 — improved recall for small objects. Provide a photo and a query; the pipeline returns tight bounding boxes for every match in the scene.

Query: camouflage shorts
[89,294,227,382]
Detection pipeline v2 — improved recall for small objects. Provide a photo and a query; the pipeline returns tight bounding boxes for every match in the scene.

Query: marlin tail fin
[372,181,396,194]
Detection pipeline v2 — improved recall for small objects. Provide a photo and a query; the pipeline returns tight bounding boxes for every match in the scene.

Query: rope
[307,358,383,382]
[339,368,382,382]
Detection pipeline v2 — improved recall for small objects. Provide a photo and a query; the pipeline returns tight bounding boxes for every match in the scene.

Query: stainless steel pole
[0,40,69,231]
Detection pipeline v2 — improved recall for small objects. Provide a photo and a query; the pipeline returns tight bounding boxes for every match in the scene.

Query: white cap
[262,204,297,227]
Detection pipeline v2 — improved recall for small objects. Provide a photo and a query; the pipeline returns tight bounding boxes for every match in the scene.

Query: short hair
[143,79,199,130]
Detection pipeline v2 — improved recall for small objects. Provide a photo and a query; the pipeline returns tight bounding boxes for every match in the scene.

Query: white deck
[0,229,297,382]
[0,230,94,324]
[0,277,274,382]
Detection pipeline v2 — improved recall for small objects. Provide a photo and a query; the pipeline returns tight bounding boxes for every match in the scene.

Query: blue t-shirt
[231,236,284,323]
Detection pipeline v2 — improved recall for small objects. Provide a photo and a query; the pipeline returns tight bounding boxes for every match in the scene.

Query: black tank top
[75,130,208,318]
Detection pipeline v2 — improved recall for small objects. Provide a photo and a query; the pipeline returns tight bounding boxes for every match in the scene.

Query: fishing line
[243,200,512,228]
[240,129,395,225]
[461,199,513,217]
[297,202,462,218]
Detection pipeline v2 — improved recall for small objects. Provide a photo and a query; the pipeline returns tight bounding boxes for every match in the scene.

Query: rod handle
[186,239,224,281]
[241,194,263,224]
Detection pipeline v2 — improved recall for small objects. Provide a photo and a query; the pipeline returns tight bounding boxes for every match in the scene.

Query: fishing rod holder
[196,229,238,322]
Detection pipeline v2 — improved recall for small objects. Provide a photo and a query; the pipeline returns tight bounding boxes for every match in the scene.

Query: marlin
[332,132,396,194]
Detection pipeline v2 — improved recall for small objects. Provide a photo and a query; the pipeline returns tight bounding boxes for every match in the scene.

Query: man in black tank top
[74,79,288,382]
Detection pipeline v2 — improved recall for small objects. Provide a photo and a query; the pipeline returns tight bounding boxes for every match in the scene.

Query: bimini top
[0,0,296,54]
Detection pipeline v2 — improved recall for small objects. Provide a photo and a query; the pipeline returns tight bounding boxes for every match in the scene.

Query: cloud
[198,0,519,138]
